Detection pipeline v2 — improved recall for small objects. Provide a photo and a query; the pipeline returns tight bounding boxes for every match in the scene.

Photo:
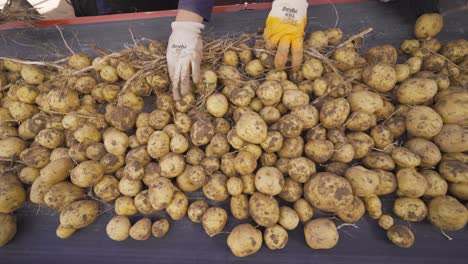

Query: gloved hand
[264,0,308,71]
[166,21,204,100]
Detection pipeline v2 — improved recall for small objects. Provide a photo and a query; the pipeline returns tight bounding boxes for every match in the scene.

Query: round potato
[406,106,443,139]
[279,206,300,231]
[305,139,334,164]
[345,166,380,197]
[336,196,365,223]
[319,98,350,129]
[363,63,397,92]
[304,172,354,213]
[148,177,174,210]
[227,224,263,257]
[203,172,229,202]
[414,13,443,39]
[288,157,315,183]
[234,151,257,176]
[439,160,468,183]
[202,207,228,237]
[387,225,415,248]
[420,170,448,198]
[304,218,338,249]
[397,168,428,198]
[235,111,268,144]
[70,160,105,188]
[0,175,26,213]
[114,196,137,216]
[106,216,131,241]
[255,167,284,196]
[279,177,303,203]
[129,218,152,241]
[374,169,397,196]
[159,153,185,178]
[397,78,438,105]
[187,200,209,223]
[166,191,188,221]
[404,138,441,168]
[152,219,170,238]
[264,224,288,250]
[249,192,280,227]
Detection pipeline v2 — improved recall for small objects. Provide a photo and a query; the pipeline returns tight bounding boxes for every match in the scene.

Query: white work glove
[166,21,204,100]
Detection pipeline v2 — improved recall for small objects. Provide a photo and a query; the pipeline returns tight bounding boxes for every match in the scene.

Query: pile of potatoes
[0,13,467,256]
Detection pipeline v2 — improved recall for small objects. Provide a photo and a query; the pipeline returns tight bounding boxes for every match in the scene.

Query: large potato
[60,200,99,229]
[319,98,350,129]
[227,224,262,257]
[428,195,467,231]
[406,106,443,139]
[304,172,354,213]
[396,168,428,198]
[106,216,131,241]
[304,218,338,249]
[363,63,397,92]
[348,91,383,114]
[148,177,174,210]
[397,78,437,105]
[249,192,279,227]
[433,124,468,153]
[255,167,284,196]
[439,160,468,183]
[70,160,105,188]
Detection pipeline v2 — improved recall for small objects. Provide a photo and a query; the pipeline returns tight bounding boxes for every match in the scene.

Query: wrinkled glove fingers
[291,37,304,72]
[275,37,291,71]
[180,60,191,97]
[172,62,183,101]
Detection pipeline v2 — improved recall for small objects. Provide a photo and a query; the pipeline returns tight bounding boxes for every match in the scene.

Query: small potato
[118,177,143,197]
[279,177,302,203]
[234,151,257,176]
[420,170,448,198]
[370,125,394,150]
[166,191,188,220]
[336,196,365,223]
[230,194,249,220]
[406,106,443,139]
[100,65,119,82]
[60,200,99,229]
[214,117,230,135]
[331,142,355,163]
[227,224,263,257]
[362,151,395,171]
[293,198,314,223]
[74,123,101,144]
[218,65,242,86]
[235,111,268,144]
[106,216,131,241]
[241,174,256,194]
[152,219,170,238]
[20,147,50,169]
[304,172,354,213]
[260,131,284,153]
[190,120,216,146]
[264,224,288,250]
[185,148,205,166]
[307,30,328,50]
[249,192,280,227]
[256,81,282,106]
[260,152,278,167]
[319,98,350,129]
[147,131,170,159]
[205,134,229,158]
[148,177,174,210]
[434,91,468,126]
[302,58,323,80]
[374,169,397,196]
[304,218,338,250]
[255,167,284,195]
[134,190,157,215]
[291,105,319,129]
[325,162,350,176]
[230,88,252,107]
[203,172,229,202]
[345,112,374,132]
[441,39,468,64]
[115,196,137,216]
[159,153,185,178]
[395,64,411,83]
[387,225,415,248]
[345,166,380,197]
[206,93,228,117]
[288,157,315,183]
[304,139,334,164]
[18,167,40,184]
[414,13,443,39]
[70,160,105,188]
[401,39,420,54]
[363,63,397,92]
[366,45,397,65]
[0,137,23,158]
[404,138,441,168]
[394,197,427,222]
[221,153,237,177]
[202,207,228,236]
[245,59,265,77]
[397,168,428,198]
[104,105,137,131]
[100,153,125,174]
[200,156,220,174]
[278,137,304,159]
[282,89,309,110]
[188,200,209,223]
[324,28,343,45]
[0,213,16,247]
[378,215,394,230]
[392,147,421,168]
[279,206,299,231]
[227,129,245,150]
[265,70,287,81]
[129,218,152,241]
[56,225,76,239]
[364,195,382,219]
[94,175,121,202]
[227,177,243,196]
[136,126,155,145]
[35,129,64,149]
[278,114,303,138]
[69,54,91,69]
[44,182,85,211]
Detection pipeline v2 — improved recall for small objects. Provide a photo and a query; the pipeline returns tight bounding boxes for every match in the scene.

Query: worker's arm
[166,0,214,100]
[264,0,308,72]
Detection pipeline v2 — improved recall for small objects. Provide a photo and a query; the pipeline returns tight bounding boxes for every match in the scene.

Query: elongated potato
[249,192,279,227]
[0,213,16,247]
[60,200,99,229]
[44,182,85,211]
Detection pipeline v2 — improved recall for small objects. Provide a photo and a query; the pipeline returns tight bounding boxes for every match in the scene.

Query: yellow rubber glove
[264,0,308,71]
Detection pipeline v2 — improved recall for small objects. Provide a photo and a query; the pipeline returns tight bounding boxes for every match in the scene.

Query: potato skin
[152,219,170,238]
[227,224,263,257]
[405,106,443,139]
[404,138,441,168]
[319,98,350,129]
[0,213,16,247]
[166,191,188,221]
[439,160,468,183]
[60,200,99,229]
[188,200,209,223]
[148,177,174,210]
[345,166,380,197]
[0,175,26,213]
[249,192,280,227]
[387,225,415,248]
[414,13,443,39]
[255,167,284,196]
[428,195,468,231]
[106,216,131,241]
[304,218,338,249]
[264,224,288,250]
[44,182,85,211]
[70,160,105,188]
[279,206,300,230]
[336,196,365,223]
[129,218,152,241]
[397,168,428,198]
[397,78,437,105]
[230,194,249,220]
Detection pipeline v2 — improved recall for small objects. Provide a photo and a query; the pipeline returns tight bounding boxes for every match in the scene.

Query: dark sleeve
[178,0,214,21]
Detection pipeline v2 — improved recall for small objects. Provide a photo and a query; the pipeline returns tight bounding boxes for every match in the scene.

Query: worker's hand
[264,0,308,71]
[167,21,204,100]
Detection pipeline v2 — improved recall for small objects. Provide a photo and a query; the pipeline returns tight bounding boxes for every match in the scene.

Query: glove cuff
[171,22,205,35]
[273,0,309,7]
